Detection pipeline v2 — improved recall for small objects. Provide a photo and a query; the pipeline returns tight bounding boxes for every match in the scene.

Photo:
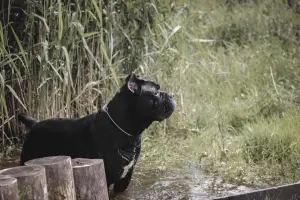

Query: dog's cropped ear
[125,73,143,93]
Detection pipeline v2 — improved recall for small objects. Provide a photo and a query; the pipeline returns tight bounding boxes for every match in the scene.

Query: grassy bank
[1,0,300,188]
[139,0,300,187]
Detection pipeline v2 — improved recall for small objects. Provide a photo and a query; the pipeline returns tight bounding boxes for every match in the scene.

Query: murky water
[112,162,257,200]
[0,153,258,200]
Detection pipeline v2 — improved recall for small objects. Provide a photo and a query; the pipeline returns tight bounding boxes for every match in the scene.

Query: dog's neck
[100,88,153,137]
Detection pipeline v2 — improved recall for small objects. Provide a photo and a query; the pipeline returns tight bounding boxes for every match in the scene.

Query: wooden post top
[0,165,45,177]
[24,156,71,166]
[72,158,104,168]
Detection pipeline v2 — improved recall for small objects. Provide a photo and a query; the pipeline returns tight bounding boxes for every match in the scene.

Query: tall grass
[0,0,166,145]
[1,0,300,189]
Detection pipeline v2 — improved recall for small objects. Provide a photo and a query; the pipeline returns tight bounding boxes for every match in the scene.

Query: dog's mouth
[164,100,175,113]
[155,94,176,122]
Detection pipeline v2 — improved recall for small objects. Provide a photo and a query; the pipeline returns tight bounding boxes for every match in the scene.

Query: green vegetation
[1,0,300,189]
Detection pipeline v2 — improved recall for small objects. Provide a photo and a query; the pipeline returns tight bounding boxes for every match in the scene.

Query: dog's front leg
[113,144,141,193]
[113,167,134,193]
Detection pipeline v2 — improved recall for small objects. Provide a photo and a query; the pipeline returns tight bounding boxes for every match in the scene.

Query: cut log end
[24,156,71,166]
[72,158,104,168]
[0,165,45,178]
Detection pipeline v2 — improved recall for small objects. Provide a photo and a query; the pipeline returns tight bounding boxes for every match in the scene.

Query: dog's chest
[118,147,136,178]
[120,157,135,178]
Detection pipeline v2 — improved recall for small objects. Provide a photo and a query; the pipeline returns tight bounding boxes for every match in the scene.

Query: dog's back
[19,114,97,165]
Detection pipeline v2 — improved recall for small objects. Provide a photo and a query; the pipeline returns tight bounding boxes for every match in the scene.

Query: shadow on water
[0,152,260,200]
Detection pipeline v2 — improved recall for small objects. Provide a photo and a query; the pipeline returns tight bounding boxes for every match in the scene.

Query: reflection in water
[0,153,256,200]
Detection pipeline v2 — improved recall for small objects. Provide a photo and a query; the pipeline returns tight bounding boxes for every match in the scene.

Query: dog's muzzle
[156,92,176,121]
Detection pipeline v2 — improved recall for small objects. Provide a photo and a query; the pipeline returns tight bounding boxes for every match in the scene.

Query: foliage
[1,0,300,188]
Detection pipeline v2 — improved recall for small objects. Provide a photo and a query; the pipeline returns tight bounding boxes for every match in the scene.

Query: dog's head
[124,73,176,122]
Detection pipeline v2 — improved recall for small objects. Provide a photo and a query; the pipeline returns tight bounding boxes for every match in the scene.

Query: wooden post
[25,156,76,200]
[0,175,19,200]
[0,166,48,200]
[72,158,109,200]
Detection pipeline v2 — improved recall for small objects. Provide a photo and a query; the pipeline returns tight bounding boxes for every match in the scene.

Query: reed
[1,0,300,188]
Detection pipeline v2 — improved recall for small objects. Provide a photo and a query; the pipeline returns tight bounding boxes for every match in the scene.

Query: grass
[139,0,300,187]
[1,0,300,191]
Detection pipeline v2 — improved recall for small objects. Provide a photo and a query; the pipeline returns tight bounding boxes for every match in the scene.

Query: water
[112,162,256,200]
[0,153,257,200]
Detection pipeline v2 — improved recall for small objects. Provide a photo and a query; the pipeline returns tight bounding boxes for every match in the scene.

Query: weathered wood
[0,166,48,200]
[72,158,109,200]
[212,182,300,200]
[0,175,19,200]
[25,156,76,200]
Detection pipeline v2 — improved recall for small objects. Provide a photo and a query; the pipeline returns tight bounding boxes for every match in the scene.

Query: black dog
[18,73,176,193]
